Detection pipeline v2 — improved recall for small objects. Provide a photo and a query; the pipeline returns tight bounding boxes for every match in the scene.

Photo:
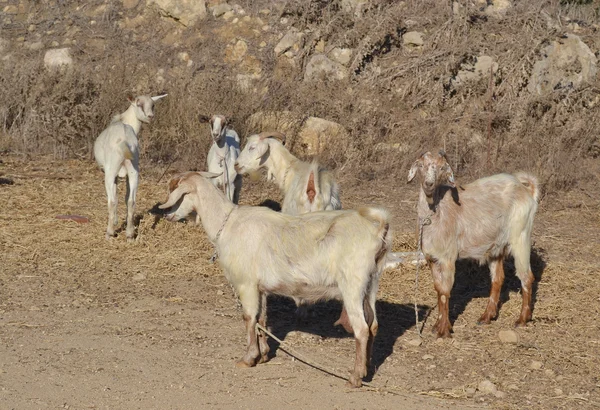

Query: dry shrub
[0,0,599,194]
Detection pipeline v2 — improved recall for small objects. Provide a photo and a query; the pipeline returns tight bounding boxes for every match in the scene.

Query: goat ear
[199,171,222,179]
[255,141,270,160]
[159,185,193,209]
[127,95,135,104]
[198,115,210,123]
[151,94,168,102]
[407,160,419,183]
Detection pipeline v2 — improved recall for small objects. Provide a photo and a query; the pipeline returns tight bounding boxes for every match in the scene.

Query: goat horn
[258,131,286,144]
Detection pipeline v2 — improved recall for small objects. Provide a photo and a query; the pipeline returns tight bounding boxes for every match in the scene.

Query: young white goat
[158,171,391,387]
[94,94,167,240]
[199,114,242,204]
[234,132,341,215]
[408,150,539,338]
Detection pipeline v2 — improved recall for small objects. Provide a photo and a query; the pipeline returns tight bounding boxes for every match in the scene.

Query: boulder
[453,55,498,86]
[211,2,232,17]
[329,47,352,66]
[403,31,424,47]
[528,34,597,95]
[297,117,349,155]
[304,54,347,81]
[274,29,304,57]
[44,48,73,69]
[149,0,207,27]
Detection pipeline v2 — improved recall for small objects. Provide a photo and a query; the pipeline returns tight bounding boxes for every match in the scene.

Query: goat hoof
[346,375,363,388]
[257,355,270,364]
[477,317,492,325]
[105,232,115,240]
[514,319,529,328]
[235,359,254,368]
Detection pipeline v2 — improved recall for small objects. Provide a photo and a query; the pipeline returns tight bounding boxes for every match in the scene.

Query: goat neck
[417,184,454,217]
[194,177,237,243]
[119,104,143,136]
[265,142,298,191]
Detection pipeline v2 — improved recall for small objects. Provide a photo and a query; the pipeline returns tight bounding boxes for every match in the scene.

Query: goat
[93,94,167,241]
[198,114,242,204]
[408,150,539,338]
[158,171,391,387]
[234,131,341,215]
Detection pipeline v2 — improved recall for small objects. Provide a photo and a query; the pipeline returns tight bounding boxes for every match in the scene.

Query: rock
[211,2,232,17]
[178,51,190,62]
[528,34,597,95]
[453,55,498,86]
[274,29,304,57]
[465,387,476,398]
[297,117,349,155]
[315,39,326,53]
[422,354,434,360]
[304,54,347,81]
[122,0,140,9]
[530,360,543,370]
[483,0,512,18]
[554,388,563,396]
[494,390,507,399]
[149,0,207,27]
[132,272,146,281]
[340,0,369,17]
[405,338,422,347]
[222,10,234,20]
[498,329,519,344]
[329,47,352,66]
[507,384,519,390]
[225,39,248,62]
[44,48,73,69]
[477,380,498,395]
[24,41,44,51]
[259,9,271,15]
[403,31,424,47]
[544,369,555,377]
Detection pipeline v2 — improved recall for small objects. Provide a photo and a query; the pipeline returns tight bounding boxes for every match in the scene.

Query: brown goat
[408,150,539,338]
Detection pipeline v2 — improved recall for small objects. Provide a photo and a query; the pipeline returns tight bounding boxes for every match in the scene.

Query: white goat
[158,171,391,387]
[199,114,242,204]
[234,132,341,215]
[93,94,167,240]
[408,150,539,338]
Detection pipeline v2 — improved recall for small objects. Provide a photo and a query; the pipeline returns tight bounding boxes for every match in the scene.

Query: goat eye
[249,146,255,151]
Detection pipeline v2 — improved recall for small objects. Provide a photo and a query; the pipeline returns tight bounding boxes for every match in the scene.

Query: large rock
[274,29,304,57]
[246,111,300,136]
[340,0,369,17]
[304,54,348,81]
[403,31,424,47]
[329,47,352,66]
[528,34,598,95]
[44,48,73,69]
[149,0,207,26]
[297,117,349,155]
[453,55,498,86]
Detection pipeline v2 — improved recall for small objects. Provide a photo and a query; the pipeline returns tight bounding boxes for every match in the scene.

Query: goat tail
[358,207,392,264]
[515,172,540,203]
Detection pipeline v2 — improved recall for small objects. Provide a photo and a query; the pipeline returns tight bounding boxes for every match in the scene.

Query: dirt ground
[0,154,599,409]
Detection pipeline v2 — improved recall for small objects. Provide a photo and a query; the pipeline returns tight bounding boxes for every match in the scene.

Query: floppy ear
[255,140,270,160]
[159,184,194,209]
[198,114,211,123]
[199,171,222,179]
[407,160,420,183]
[127,95,135,104]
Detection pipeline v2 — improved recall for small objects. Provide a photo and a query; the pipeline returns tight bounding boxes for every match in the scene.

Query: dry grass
[0,0,599,194]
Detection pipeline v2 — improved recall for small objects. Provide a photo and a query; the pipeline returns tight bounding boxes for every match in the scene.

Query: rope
[255,322,381,388]
[414,214,432,337]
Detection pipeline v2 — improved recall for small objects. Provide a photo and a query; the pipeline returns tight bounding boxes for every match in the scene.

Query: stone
[422,354,434,360]
[297,116,349,154]
[484,0,512,18]
[44,48,73,69]
[315,39,326,53]
[274,29,304,57]
[25,41,44,51]
[403,31,424,47]
[405,338,422,347]
[528,34,597,95]
[340,0,369,17]
[530,360,543,370]
[122,0,139,9]
[329,47,352,66]
[304,54,347,81]
[211,2,231,17]
[225,40,248,62]
[222,11,234,20]
[149,0,207,27]
[465,387,476,397]
[498,329,519,344]
[453,55,498,86]
[477,380,497,395]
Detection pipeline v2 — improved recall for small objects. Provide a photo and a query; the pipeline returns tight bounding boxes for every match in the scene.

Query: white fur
[93,94,167,240]
[158,171,391,387]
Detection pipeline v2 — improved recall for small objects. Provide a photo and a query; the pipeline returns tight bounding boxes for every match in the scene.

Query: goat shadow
[446,247,547,327]
[264,297,429,383]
